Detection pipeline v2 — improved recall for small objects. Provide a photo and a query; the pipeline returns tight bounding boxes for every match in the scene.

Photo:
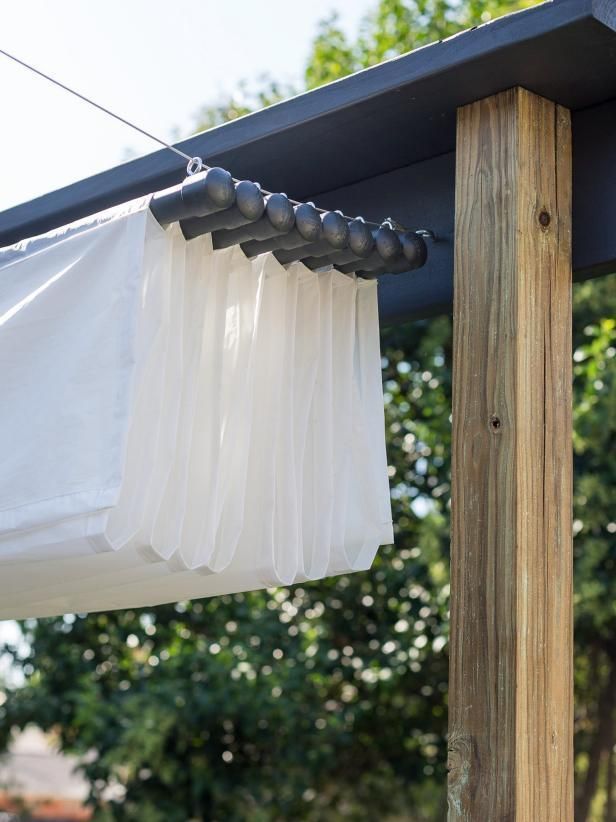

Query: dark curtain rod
[149,166,427,278]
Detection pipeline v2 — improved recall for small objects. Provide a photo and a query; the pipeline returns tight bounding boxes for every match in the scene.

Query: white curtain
[0,198,392,619]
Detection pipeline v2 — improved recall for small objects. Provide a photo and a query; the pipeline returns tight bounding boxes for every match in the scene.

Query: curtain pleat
[0,198,393,619]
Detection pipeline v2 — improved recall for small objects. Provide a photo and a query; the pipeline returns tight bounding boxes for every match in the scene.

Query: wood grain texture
[448,87,573,821]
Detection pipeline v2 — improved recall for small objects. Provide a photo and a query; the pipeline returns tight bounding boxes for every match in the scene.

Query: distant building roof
[0,727,91,821]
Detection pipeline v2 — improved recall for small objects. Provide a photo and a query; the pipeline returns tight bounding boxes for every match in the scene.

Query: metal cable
[0,47,418,236]
[0,46,195,166]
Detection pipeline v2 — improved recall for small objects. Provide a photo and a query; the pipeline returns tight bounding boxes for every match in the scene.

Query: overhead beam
[2,98,613,325]
[448,87,573,819]
[0,2,615,323]
[313,98,616,325]
[2,0,614,248]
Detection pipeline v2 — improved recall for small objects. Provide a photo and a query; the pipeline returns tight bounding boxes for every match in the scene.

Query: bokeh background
[1,2,615,819]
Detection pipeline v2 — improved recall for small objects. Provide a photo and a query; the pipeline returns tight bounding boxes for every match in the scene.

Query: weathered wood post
[448,87,573,820]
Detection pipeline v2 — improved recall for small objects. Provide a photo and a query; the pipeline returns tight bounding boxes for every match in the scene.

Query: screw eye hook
[186,157,205,176]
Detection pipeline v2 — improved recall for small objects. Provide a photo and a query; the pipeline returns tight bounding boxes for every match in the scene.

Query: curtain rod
[150,167,428,278]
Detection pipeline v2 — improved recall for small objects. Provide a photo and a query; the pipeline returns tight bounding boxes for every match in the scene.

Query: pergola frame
[1,1,615,817]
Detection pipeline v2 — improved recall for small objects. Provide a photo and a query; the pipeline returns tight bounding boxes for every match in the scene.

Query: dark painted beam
[0,0,615,324]
[572,98,616,280]
[311,153,456,324]
[313,98,616,324]
[1,0,615,242]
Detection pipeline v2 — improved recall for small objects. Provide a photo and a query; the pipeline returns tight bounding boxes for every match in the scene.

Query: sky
[0,0,375,214]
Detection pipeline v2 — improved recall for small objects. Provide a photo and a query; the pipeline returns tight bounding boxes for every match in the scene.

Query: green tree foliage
[1,2,615,820]
[305,0,538,88]
[572,277,616,821]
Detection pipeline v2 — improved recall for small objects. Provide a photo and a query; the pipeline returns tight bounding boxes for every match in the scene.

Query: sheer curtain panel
[0,198,392,618]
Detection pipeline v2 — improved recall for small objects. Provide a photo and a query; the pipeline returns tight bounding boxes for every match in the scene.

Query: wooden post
[448,87,573,820]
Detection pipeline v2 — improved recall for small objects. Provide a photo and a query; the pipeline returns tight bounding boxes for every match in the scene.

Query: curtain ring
[186,157,205,176]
